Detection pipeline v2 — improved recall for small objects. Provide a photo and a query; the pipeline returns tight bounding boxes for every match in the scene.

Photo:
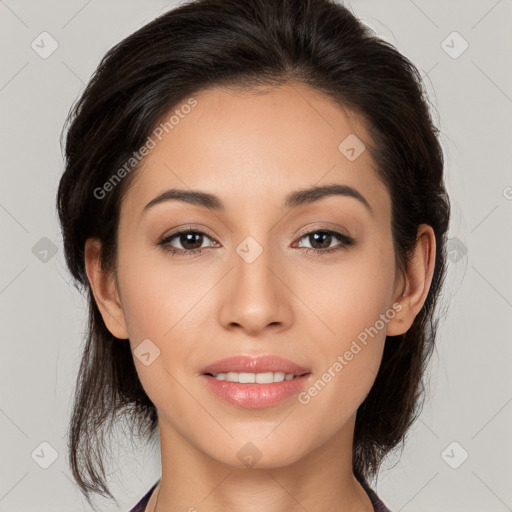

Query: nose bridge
[233,232,276,302]
[231,209,275,274]
[219,231,290,333]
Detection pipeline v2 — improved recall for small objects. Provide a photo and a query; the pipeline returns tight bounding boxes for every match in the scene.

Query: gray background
[1,1,511,511]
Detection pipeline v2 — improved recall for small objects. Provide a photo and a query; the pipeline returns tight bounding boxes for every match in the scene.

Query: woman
[56,0,450,511]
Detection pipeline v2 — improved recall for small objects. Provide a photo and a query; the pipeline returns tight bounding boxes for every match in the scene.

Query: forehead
[121,83,391,221]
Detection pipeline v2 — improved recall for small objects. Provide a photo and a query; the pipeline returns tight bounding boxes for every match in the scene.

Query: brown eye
[295,229,355,255]
[306,231,334,250]
[158,229,219,256]
[175,231,205,250]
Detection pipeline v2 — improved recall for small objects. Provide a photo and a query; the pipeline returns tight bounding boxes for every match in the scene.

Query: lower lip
[201,374,311,409]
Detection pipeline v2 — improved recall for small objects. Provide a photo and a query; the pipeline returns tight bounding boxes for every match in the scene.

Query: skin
[84,82,436,512]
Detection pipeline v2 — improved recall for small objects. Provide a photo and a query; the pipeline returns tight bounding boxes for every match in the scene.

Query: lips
[200,354,311,377]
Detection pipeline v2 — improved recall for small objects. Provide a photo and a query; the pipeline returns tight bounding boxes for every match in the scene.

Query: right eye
[158,228,220,256]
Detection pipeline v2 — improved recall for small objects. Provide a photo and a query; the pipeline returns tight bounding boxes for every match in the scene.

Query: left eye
[295,230,354,252]
[158,228,355,256]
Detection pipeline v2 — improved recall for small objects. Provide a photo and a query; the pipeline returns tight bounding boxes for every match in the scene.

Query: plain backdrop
[0,1,511,511]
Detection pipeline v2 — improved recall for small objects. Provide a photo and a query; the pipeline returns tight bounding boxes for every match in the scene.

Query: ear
[386,224,436,336]
[84,237,129,339]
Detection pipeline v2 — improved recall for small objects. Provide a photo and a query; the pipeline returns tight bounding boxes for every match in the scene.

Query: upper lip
[200,355,311,376]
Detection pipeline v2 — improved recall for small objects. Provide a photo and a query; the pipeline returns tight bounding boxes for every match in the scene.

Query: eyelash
[157,227,355,257]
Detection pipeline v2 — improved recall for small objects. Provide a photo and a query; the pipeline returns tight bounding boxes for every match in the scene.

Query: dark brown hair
[56,0,450,508]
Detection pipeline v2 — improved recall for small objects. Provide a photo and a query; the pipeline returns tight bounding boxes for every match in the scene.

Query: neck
[150,415,374,512]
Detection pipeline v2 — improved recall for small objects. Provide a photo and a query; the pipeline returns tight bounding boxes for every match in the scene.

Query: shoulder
[358,476,393,512]
[128,481,160,512]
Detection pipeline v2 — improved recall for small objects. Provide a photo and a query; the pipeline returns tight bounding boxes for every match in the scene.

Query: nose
[218,238,293,336]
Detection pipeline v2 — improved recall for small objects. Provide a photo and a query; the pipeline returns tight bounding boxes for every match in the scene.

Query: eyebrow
[142,183,373,216]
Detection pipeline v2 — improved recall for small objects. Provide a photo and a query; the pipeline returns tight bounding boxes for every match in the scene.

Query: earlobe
[84,238,129,339]
[386,224,436,336]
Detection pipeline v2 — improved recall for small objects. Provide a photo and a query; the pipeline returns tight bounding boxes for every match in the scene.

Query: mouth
[199,355,312,408]
[202,371,310,383]
[199,354,311,377]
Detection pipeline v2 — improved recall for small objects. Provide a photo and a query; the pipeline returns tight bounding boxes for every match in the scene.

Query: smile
[207,371,299,383]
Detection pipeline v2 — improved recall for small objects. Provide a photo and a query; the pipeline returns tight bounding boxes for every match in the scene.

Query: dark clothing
[129,478,392,511]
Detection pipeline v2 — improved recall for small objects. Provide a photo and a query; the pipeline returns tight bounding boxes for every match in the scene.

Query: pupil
[182,232,202,249]
[311,232,330,249]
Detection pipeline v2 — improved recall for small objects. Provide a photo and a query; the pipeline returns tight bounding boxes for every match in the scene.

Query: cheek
[116,240,198,341]
[116,241,215,398]
[293,237,395,416]
[295,281,391,440]
[295,340,384,451]
[115,243,203,409]
[298,237,397,346]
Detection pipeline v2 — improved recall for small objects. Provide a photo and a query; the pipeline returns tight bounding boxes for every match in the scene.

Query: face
[97,83,408,469]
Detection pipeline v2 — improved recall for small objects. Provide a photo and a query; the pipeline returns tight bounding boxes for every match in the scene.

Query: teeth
[213,371,296,383]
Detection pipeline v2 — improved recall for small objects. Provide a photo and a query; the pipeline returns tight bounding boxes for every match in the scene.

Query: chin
[203,435,311,470]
